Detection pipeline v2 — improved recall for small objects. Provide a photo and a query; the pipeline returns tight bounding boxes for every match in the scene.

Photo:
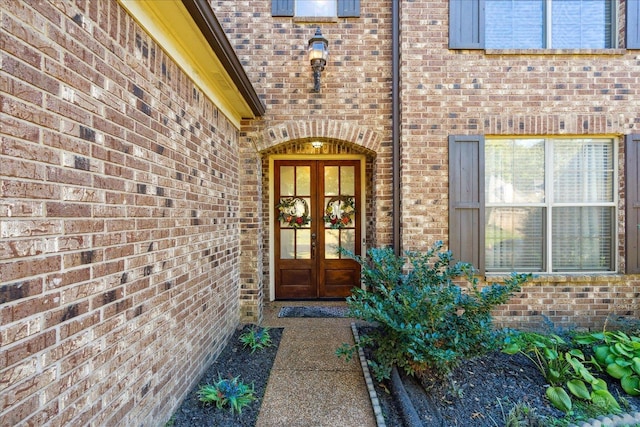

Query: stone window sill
[293,16,338,23]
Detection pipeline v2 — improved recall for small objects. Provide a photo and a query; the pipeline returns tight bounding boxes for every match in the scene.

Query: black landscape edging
[352,322,424,427]
[390,365,424,427]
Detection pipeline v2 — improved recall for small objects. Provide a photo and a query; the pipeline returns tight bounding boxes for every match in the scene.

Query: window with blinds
[485,138,616,273]
[485,0,615,49]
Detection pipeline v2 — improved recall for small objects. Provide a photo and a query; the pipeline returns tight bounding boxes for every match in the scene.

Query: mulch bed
[358,324,640,427]
[170,325,283,427]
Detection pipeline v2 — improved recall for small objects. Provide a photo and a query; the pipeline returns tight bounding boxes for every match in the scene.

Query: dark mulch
[169,322,640,426]
[359,325,640,427]
[169,325,283,427]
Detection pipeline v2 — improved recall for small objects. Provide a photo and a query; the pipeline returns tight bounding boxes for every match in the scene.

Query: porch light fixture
[311,141,323,149]
[308,28,329,92]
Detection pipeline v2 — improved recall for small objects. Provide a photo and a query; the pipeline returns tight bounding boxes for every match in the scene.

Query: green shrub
[197,376,255,414]
[336,241,530,381]
[239,325,272,353]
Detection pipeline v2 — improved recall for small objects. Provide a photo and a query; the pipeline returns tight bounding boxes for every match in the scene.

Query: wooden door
[274,160,361,299]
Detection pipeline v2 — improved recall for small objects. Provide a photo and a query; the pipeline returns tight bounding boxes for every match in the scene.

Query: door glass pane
[341,166,355,195]
[296,166,311,195]
[280,229,295,259]
[325,229,340,259]
[296,229,311,259]
[341,229,355,255]
[324,166,339,196]
[280,166,294,196]
[485,207,544,271]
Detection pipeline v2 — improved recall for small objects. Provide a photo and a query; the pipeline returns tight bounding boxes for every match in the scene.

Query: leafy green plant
[239,325,272,353]
[197,376,255,414]
[494,399,546,427]
[575,330,640,396]
[502,332,620,414]
[336,241,530,382]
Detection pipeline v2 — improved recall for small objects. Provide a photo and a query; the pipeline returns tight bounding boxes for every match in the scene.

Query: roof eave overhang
[119,0,265,128]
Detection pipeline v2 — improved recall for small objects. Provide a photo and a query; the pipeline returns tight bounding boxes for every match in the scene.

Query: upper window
[485,138,616,273]
[296,0,337,17]
[449,0,640,49]
[486,0,615,49]
[272,0,359,18]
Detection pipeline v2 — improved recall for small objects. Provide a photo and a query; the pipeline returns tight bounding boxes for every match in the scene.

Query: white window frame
[485,137,618,274]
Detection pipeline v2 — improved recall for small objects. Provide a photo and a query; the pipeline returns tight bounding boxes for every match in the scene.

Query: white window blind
[486,0,614,49]
[485,138,615,273]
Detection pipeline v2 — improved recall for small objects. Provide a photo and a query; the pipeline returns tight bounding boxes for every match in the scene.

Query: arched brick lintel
[256,120,383,154]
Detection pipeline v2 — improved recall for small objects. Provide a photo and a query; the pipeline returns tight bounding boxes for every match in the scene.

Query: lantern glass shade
[309,42,328,62]
[308,28,328,66]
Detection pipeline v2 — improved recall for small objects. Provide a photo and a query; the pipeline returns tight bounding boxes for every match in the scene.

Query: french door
[274,160,361,299]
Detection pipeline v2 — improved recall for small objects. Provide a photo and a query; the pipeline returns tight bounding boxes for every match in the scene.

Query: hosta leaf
[606,363,633,379]
[605,354,616,366]
[502,343,520,355]
[567,379,590,400]
[591,378,608,391]
[575,334,600,345]
[578,367,597,384]
[615,343,634,358]
[614,331,631,342]
[590,389,621,413]
[621,375,640,396]
[546,386,572,412]
[568,349,584,359]
[632,357,640,375]
[615,357,632,367]
[544,348,558,360]
[551,334,567,345]
[594,345,611,365]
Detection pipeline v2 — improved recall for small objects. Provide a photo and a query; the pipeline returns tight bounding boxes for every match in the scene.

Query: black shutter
[338,0,360,17]
[272,0,294,17]
[449,0,485,49]
[626,134,640,273]
[449,135,485,272]
[628,0,640,48]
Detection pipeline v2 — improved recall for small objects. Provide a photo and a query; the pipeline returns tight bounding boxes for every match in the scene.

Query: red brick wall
[399,0,639,327]
[2,0,640,423]
[1,0,241,424]
[212,1,395,320]
[215,0,639,328]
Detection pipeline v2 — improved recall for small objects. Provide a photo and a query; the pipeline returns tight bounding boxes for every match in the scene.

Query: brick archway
[238,120,386,323]
[255,120,383,154]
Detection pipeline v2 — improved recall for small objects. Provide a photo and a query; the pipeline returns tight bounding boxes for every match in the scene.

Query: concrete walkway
[256,302,377,427]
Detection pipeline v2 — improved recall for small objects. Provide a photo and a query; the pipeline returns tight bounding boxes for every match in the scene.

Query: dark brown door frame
[269,155,365,301]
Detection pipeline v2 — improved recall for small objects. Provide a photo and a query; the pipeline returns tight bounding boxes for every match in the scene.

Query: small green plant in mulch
[495,399,546,427]
[197,376,255,414]
[239,325,272,353]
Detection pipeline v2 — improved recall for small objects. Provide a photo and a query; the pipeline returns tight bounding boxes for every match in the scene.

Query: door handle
[311,233,316,259]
